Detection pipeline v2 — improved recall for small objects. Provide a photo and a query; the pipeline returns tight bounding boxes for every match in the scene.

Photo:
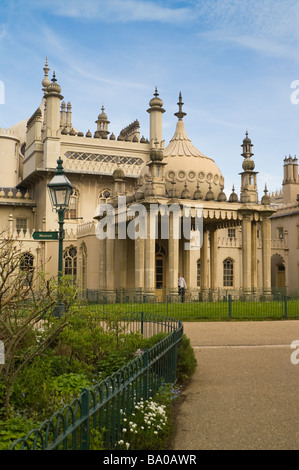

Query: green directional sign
[32,231,59,241]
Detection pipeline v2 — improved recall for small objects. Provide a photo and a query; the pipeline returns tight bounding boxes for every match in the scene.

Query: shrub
[176,334,197,384]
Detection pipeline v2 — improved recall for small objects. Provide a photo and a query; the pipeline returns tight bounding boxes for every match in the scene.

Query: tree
[0,235,77,416]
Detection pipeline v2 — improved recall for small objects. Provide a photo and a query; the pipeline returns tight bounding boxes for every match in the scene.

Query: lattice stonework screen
[64,151,144,175]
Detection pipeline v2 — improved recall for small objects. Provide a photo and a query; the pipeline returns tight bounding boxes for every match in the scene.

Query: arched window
[80,242,87,290]
[223,258,234,287]
[99,188,111,203]
[196,259,200,287]
[65,189,79,220]
[64,246,77,280]
[20,252,34,285]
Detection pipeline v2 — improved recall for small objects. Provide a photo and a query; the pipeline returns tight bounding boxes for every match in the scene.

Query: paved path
[171,321,299,450]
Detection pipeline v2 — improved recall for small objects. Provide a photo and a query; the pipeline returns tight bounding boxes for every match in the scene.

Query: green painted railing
[80,289,299,321]
[10,312,183,450]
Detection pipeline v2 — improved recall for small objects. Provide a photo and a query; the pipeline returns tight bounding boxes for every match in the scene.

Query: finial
[174,91,187,120]
[42,57,51,91]
[52,71,57,83]
[154,87,159,98]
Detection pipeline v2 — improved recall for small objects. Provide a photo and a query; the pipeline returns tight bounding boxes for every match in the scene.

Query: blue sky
[1,0,299,196]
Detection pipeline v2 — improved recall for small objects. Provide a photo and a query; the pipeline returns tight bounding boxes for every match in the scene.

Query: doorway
[155,243,166,301]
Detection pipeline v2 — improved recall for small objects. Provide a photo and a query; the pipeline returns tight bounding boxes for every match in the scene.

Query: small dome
[113,167,125,180]
[110,133,116,140]
[229,186,238,203]
[150,148,163,162]
[140,136,146,143]
[242,157,255,171]
[98,105,108,121]
[77,131,84,137]
[86,130,92,138]
[69,128,77,136]
[261,185,270,205]
[205,185,214,201]
[193,183,203,200]
[149,88,163,108]
[218,187,227,202]
[181,182,191,199]
[61,128,67,135]
[47,72,62,95]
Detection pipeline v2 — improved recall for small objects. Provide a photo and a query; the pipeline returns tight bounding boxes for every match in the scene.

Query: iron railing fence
[10,312,183,450]
[80,288,299,321]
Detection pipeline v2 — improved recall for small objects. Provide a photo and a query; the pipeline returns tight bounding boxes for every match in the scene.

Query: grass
[84,298,299,321]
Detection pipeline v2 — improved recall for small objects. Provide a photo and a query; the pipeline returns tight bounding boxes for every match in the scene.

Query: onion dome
[140,136,146,143]
[148,87,164,109]
[193,182,203,200]
[46,72,62,95]
[261,184,271,205]
[86,130,92,138]
[229,185,238,203]
[150,148,163,162]
[98,105,108,121]
[242,157,255,171]
[168,180,179,199]
[217,186,227,202]
[110,133,116,140]
[205,184,215,201]
[181,182,191,199]
[69,128,77,136]
[77,131,84,137]
[113,167,125,180]
[61,128,67,135]
[164,93,224,199]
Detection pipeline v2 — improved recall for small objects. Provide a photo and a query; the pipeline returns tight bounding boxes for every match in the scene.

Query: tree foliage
[0,236,77,416]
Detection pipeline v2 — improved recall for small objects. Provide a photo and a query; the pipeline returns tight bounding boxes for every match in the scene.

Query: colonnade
[96,210,272,297]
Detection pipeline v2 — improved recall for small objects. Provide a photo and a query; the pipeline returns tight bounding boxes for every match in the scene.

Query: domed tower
[44,72,64,167]
[95,105,110,139]
[146,88,165,148]
[240,131,258,204]
[163,93,224,199]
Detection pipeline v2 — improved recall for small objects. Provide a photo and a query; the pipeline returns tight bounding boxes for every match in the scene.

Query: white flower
[154,431,158,435]
[122,428,127,433]
[126,442,130,450]
[118,440,124,445]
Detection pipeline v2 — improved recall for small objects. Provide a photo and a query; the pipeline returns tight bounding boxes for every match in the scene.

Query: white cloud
[26,0,192,23]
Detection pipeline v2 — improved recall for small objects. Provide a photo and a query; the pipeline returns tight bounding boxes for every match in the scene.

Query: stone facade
[1,59,297,299]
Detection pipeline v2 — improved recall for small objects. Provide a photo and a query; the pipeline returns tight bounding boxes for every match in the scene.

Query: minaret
[95,105,110,139]
[240,131,258,204]
[44,72,64,167]
[147,87,165,148]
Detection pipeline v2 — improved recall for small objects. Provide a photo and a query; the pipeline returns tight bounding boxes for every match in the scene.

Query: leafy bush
[0,416,40,450]
[176,334,197,384]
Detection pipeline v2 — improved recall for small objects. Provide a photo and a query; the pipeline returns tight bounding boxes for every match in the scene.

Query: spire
[42,57,51,92]
[174,92,187,121]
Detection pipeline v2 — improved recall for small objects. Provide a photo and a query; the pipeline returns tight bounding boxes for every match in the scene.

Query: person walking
[178,273,187,303]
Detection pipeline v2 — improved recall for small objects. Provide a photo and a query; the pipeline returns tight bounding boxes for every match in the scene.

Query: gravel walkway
[171,320,299,450]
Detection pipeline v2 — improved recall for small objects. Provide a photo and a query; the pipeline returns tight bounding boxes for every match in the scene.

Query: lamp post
[47,157,74,317]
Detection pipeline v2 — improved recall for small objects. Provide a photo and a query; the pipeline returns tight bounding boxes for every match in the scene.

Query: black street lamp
[47,157,74,317]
